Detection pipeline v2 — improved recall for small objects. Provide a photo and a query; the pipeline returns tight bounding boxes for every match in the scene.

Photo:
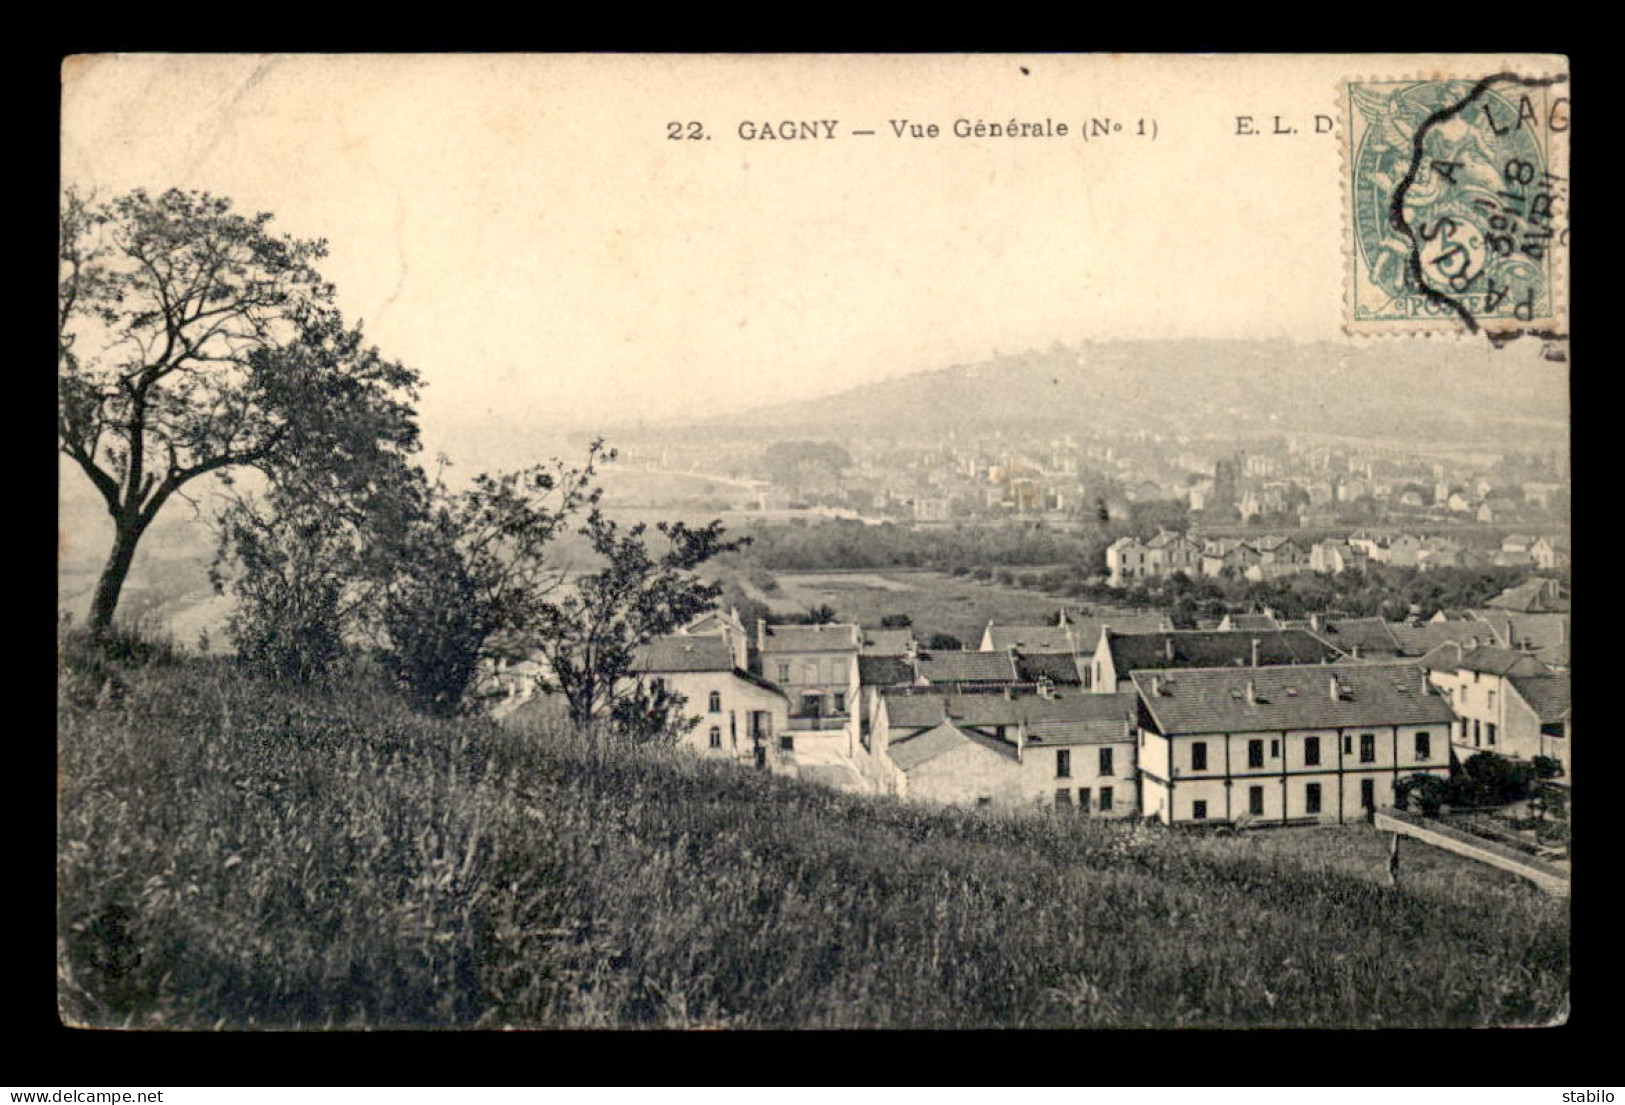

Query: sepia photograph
[57,53,1570,1033]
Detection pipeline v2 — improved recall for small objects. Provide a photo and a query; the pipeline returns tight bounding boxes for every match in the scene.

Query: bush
[1456,752,1533,807]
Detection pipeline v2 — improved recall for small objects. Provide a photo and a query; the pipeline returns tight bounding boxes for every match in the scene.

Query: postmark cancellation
[1345,71,1569,336]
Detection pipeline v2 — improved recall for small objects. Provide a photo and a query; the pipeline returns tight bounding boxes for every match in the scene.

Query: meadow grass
[57,645,1568,1030]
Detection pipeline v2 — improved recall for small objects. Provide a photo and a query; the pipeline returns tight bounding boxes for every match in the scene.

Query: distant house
[1530,536,1571,569]
[1105,530,1201,587]
[1134,663,1454,825]
[1089,627,1345,694]
[859,626,917,657]
[1218,611,1282,632]
[630,635,789,765]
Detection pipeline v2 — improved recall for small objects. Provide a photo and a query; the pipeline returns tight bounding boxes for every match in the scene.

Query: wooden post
[1386,831,1401,889]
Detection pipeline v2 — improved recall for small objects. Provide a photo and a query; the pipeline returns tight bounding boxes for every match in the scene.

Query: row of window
[1053,786,1115,811]
[1055,747,1115,778]
[776,660,851,685]
[1469,719,1498,747]
[1187,732,1432,770]
[1189,779,1376,820]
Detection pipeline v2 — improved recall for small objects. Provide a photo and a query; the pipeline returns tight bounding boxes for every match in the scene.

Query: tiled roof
[887,721,1018,772]
[760,623,861,652]
[1132,663,1454,736]
[884,689,1137,734]
[859,627,915,656]
[1106,629,1343,672]
[1225,613,1282,631]
[1387,622,1484,656]
[1485,579,1570,613]
[983,624,1075,652]
[631,636,735,673]
[1013,652,1084,684]
[1310,618,1402,655]
[858,655,918,687]
[1467,611,1569,657]
[913,650,1019,683]
[1509,673,1571,724]
[1456,646,1551,678]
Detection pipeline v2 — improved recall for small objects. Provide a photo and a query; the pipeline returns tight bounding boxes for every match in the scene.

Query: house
[1485,577,1570,614]
[1105,530,1201,587]
[1134,663,1454,825]
[1309,540,1367,575]
[1506,672,1572,783]
[1200,539,1262,578]
[1089,627,1345,693]
[1218,611,1282,632]
[680,605,750,670]
[860,626,917,657]
[1419,643,1551,764]
[756,620,861,735]
[630,635,789,765]
[979,617,1078,654]
[1530,536,1570,569]
[862,688,1141,813]
[1465,609,1570,666]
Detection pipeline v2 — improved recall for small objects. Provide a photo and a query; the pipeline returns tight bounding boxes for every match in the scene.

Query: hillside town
[495,572,1570,836]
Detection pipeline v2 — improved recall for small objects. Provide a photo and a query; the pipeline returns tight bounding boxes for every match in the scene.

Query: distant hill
[683,339,1568,445]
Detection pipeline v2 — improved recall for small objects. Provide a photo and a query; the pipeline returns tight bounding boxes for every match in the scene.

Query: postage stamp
[1345,73,1570,336]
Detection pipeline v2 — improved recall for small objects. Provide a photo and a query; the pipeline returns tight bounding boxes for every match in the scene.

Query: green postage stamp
[1345,72,1569,335]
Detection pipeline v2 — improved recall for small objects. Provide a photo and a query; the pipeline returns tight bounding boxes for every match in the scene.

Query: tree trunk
[88,520,142,633]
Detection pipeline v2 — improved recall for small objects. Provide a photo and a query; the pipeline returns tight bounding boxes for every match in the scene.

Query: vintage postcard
[58,54,1570,1035]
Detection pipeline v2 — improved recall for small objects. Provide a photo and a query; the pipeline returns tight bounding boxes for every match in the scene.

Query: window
[1056,749,1071,779]
[1415,732,1431,760]
[1192,742,1208,771]
[1249,785,1265,816]
[801,694,820,716]
[1359,733,1375,763]
[1306,782,1322,815]
[1099,787,1114,812]
[1270,739,1280,759]
[1077,788,1091,812]
[1098,747,1114,777]
[708,691,722,713]
[832,692,847,714]
[1343,734,1352,756]
[779,735,795,752]
[976,797,992,807]
[1305,736,1321,766]
[709,727,722,749]
[1248,740,1264,769]
[1473,719,1482,747]
[1192,800,1208,821]
[1054,788,1073,807]
[1360,778,1376,810]
[777,662,790,683]
[1486,723,1497,747]
[1487,690,1496,710]
[802,662,818,684]
[651,677,665,694]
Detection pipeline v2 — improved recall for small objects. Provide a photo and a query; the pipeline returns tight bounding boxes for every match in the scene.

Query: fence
[1373,807,1569,897]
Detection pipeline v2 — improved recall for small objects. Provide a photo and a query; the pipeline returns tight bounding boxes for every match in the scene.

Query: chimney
[1328,673,1342,701]
[1251,638,1261,667]
[1351,644,1361,661]
[757,618,768,653]
[1015,721,1026,763]
[1310,612,1323,632]
[1245,679,1257,705]
[1165,637,1175,662]
[1150,674,1162,697]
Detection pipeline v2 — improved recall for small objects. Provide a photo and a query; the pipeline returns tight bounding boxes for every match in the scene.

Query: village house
[1200,538,1262,578]
[1423,640,1560,767]
[1134,663,1454,825]
[860,688,1141,812]
[756,620,861,737]
[630,635,790,766]
[1105,530,1202,587]
[1089,627,1345,694]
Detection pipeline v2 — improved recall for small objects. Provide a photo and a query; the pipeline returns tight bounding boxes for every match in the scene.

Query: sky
[61,53,1568,468]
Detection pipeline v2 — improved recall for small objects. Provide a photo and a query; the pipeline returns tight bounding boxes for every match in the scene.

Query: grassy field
[771,569,1155,645]
[58,641,1568,1030]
